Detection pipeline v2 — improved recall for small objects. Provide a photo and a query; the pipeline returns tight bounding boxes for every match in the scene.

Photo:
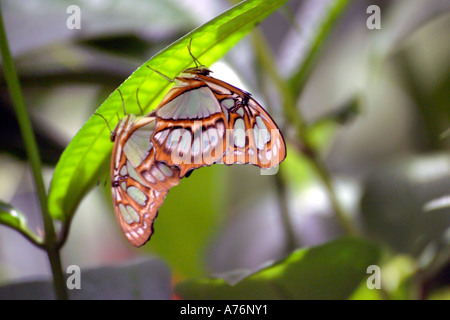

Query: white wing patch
[123,122,155,167]
[157,86,221,120]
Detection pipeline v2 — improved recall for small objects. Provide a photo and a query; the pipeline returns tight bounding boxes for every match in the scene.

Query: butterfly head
[181,66,212,78]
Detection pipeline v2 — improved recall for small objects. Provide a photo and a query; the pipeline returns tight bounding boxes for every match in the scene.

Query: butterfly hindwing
[113,176,168,247]
[111,115,180,247]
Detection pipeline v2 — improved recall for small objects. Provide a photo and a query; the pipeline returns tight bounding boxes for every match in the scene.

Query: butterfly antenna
[136,87,144,115]
[117,89,127,116]
[188,38,202,67]
[146,65,174,83]
[94,113,113,135]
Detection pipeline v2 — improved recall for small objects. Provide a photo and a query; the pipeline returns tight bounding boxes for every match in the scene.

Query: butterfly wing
[197,75,286,168]
[151,69,286,177]
[111,115,180,247]
[151,77,227,177]
[112,176,169,247]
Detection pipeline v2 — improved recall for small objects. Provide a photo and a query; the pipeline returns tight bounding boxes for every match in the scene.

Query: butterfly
[149,64,287,178]
[109,106,180,247]
[107,42,286,246]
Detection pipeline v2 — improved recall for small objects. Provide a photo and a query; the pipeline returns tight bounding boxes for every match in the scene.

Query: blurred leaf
[0,201,26,231]
[349,281,384,300]
[3,0,196,56]
[394,50,450,150]
[424,195,450,212]
[305,120,336,151]
[0,201,42,246]
[0,0,199,106]
[417,240,450,299]
[441,128,450,140]
[281,112,341,190]
[384,255,417,300]
[147,165,229,278]
[280,145,315,189]
[360,153,450,256]
[176,237,381,299]
[48,0,289,224]
[0,257,171,299]
[427,287,450,300]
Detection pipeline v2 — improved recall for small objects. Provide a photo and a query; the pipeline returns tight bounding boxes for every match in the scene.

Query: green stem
[0,5,68,299]
[250,25,358,236]
[251,30,299,251]
[307,151,358,235]
[273,171,297,253]
[288,0,351,94]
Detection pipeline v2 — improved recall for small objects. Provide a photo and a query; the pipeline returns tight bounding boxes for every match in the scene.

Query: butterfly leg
[147,66,174,83]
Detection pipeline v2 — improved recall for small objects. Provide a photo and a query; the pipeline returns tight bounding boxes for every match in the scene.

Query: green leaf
[48,0,289,223]
[350,255,416,300]
[0,201,42,246]
[0,201,26,230]
[176,237,381,299]
[349,281,384,300]
[280,145,315,189]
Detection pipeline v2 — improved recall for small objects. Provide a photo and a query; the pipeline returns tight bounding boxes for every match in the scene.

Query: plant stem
[307,151,358,235]
[273,171,297,253]
[250,30,299,251]
[0,5,68,299]
[250,26,358,236]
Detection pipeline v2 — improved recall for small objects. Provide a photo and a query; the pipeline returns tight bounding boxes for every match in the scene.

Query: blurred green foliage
[177,237,381,299]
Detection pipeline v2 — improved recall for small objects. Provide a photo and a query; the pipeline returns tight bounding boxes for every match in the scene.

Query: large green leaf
[48,0,289,223]
[176,237,381,299]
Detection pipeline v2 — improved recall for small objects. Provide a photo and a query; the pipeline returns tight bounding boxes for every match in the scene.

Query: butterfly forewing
[111,115,180,247]
[151,72,228,177]
[151,67,286,176]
